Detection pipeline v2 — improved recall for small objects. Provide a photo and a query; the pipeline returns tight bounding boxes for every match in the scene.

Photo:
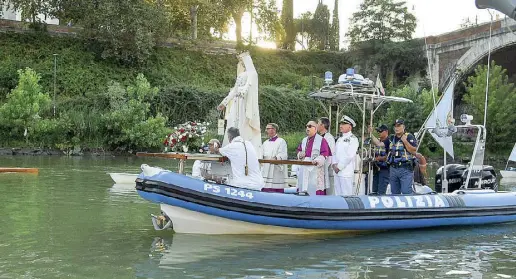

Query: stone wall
[425,20,502,45]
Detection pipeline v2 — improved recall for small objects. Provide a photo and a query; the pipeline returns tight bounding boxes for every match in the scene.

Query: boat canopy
[308,84,412,105]
[308,81,413,195]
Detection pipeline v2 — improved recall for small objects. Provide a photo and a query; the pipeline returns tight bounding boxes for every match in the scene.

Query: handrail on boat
[136,152,315,174]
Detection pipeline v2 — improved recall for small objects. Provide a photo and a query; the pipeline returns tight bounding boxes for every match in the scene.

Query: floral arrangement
[163,121,210,153]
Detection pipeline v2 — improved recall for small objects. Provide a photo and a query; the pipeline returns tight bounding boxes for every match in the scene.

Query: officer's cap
[394,119,405,126]
[339,115,356,127]
[376,124,389,132]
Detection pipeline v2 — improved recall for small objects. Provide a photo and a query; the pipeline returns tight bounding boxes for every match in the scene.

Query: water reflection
[134,224,516,279]
[2,156,516,279]
[109,183,137,196]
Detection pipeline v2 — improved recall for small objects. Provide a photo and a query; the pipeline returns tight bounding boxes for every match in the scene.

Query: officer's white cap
[339,115,356,127]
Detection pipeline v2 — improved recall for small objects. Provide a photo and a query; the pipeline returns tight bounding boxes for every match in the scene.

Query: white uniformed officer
[332,115,359,196]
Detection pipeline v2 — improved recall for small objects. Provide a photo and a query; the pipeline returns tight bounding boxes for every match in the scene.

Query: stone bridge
[426,18,516,91]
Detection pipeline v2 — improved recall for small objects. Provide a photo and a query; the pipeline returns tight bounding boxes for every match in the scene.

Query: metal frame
[309,84,413,194]
[418,124,487,192]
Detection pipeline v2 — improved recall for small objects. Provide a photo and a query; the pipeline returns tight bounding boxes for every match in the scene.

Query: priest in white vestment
[318,117,336,194]
[333,116,359,196]
[217,52,262,159]
[296,120,332,195]
[216,127,264,190]
[261,123,288,191]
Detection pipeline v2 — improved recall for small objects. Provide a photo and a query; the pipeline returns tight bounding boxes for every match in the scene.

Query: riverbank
[0,147,125,157]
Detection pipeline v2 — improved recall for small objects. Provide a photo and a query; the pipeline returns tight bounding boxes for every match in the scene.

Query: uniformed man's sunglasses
[306,124,315,128]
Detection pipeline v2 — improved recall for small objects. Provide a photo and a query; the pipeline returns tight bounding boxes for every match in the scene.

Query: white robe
[333,131,359,195]
[297,135,326,195]
[219,136,264,190]
[322,133,336,193]
[220,54,262,159]
[261,137,288,188]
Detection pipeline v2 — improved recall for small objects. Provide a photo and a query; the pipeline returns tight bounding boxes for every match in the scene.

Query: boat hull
[108,173,138,184]
[500,170,516,179]
[136,171,516,234]
[159,204,347,235]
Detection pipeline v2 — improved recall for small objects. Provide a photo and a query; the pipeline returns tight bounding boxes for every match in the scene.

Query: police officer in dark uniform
[372,124,390,195]
[370,119,418,194]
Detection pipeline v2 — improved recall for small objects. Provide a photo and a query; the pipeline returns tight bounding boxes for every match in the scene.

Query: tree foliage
[312,1,331,50]
[381,86,433,133]
[0,68,51,141]
[255,0,283,44]
[329,0,340,51]
[347,0,416,46]
[294,12,315,50]
[102,74,170,150]
[280,0,295,50]
[0,0,53,26]
[77,0,170,64]
[464,62,516,143]
[349,39,426,87]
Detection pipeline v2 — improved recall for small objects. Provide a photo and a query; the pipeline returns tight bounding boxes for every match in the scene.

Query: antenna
[483,9,494,128]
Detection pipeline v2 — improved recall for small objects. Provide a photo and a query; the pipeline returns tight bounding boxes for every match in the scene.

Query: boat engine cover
[435,164,497,193]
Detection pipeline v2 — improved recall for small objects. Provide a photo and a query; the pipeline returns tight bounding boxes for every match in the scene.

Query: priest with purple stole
[261,123,288,192]
[296,120,332,195]
[318,117,336,195]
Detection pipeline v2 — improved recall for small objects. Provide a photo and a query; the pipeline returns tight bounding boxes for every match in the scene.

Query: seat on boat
[200,161,232,184]
[413,183,435,194]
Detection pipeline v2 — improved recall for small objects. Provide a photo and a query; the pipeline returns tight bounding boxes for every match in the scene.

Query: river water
[1,156,516,279]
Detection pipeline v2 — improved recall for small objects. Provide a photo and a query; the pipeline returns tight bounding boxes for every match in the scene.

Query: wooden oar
[0,168,39,174]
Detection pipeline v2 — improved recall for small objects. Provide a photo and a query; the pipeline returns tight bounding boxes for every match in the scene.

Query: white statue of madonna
[217,52,262,159]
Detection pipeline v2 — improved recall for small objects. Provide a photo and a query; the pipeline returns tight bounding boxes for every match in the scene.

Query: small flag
[375,74,385,96]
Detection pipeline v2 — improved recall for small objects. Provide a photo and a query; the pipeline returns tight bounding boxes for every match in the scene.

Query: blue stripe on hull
[138,191,516,231]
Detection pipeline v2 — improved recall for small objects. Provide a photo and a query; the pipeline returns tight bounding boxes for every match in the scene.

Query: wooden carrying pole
[136,152,316,174]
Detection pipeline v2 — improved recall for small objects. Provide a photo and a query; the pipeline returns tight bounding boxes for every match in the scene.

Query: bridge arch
[455,30,516,77]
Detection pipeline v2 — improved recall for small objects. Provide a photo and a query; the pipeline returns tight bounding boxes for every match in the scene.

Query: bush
[102,74,170,151]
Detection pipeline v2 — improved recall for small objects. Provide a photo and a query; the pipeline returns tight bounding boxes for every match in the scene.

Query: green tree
[73,0,170,64]
[220,0,250,45]
[346,0,416,46]
[0,0,53,28]
[167,0,230,40]
[280,0,295,50]
[329,0,340,51]
[464,62,516,143]
[255,0,284,44]
[0,68,51,142]
[382,86,433,133]
[103,74,170,151]
[312,1,330,50]
[294,12,314,50]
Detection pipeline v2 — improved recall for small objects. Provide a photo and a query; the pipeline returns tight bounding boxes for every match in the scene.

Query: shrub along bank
[0,32,350,152]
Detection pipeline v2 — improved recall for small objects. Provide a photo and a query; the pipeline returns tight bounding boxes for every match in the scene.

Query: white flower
[189,134,193,138]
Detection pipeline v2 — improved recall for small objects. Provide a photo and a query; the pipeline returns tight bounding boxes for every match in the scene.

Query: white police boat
[136,75,516,234]
[136,168,516,234]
